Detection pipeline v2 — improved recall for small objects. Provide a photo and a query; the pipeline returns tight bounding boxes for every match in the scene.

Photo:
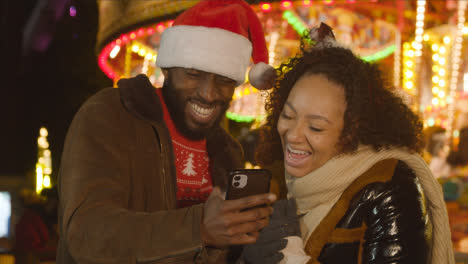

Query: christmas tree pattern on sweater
[173,139,212,207]
[155,88,213,208]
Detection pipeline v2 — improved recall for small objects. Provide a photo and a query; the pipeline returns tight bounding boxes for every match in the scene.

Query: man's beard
[161,77,230,140]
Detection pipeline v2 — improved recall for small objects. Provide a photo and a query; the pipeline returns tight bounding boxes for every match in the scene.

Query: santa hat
[156,0,273,89]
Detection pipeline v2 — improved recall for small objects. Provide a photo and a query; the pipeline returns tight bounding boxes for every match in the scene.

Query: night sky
[2,0,112,181]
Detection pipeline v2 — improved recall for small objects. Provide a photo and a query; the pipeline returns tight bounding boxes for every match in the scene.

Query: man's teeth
[287,145,310,155]
[191,103,214,116]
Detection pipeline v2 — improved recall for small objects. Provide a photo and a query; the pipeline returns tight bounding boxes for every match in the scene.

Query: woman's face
[277,73,347,178]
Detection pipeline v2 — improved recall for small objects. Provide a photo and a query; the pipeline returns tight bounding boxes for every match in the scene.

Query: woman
[244,24,454,264]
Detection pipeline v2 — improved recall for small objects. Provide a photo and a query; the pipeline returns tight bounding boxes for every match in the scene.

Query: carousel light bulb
[281,0,293,9]
[432,86,439,94]
[260,3,272,11]
[439,47,446,54]
[415,35,423,42]
[431,44,439,51]
[438,91,445,98]
[405,60,413,67]
[464,27,468,35]
[44,168,52,176]
[423,34,429,41]
[138,49,146,56]
[405,81,414,89]
[443,36,451,44]
[156,24,165,32]
[439,80,446,87]
[303,0,312,6]
[405,70,413,78]
[43,175,51,187]
[109,45,120,59]
[439,69,446,76]
[427,118,435,127]
[39,127,48,137]
[432,54,439,61]
[132,44,139,53]
[432,76,439,83]
[432,65,439,72]
[432,98,439,105]
[439,58,446,65]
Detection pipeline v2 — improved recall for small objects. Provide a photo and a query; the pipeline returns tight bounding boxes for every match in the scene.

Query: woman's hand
[242,199,300,264]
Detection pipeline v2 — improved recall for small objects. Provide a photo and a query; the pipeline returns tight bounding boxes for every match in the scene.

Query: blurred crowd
[0,187,58,264]
[424,126,468,253]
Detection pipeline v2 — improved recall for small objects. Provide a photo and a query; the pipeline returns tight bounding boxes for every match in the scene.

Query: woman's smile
[285,144,312,167]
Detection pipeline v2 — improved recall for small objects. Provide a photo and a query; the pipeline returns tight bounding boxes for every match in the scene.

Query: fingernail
[268,194,277,201]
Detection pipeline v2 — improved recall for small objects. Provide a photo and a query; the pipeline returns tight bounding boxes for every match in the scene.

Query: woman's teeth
[287,145,310,156]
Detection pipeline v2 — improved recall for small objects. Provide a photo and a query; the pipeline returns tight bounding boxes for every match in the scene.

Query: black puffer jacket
[309,160,431,264]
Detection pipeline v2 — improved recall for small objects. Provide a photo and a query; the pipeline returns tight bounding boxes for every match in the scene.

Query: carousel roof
[96,0,198,52]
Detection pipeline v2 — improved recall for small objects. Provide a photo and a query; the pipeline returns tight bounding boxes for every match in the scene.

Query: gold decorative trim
[96,0,200,50]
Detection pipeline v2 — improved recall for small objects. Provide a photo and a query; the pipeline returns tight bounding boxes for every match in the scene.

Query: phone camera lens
[233,181,240,187]
[234,176,241,181]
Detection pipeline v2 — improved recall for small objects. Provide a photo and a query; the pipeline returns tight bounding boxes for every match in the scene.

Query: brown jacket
[57,75,244,263]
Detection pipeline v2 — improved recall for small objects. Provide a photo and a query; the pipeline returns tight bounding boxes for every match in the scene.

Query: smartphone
[225,169,272,201]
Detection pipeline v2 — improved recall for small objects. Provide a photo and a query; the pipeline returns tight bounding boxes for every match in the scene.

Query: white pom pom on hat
[156,0,274,90]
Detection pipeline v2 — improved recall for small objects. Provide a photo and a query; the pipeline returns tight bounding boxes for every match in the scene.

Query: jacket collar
[117,74,244,190]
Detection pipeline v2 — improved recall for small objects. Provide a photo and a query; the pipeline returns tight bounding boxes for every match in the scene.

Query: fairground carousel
[96,0,468,257]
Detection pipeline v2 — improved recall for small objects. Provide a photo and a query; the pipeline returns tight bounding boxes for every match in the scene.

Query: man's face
[162,67,237,140]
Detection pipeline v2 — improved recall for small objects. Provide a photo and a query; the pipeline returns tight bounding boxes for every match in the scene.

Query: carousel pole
[413,0,427,112]
[446,1,467,148]
[124,42,133,78]
[394,0,404,89]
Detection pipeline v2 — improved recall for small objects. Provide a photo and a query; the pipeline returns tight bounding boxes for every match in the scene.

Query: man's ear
[161,68,168,78]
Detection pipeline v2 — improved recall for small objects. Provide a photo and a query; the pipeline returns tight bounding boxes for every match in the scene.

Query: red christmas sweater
[156,89,213,208]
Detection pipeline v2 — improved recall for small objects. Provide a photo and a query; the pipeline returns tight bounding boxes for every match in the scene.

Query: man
[57,0,276,263]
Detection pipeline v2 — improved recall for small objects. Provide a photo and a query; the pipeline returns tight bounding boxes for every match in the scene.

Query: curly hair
[256,34,424,166]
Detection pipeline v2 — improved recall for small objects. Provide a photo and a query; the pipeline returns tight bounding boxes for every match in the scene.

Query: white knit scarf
[286,145,454,264]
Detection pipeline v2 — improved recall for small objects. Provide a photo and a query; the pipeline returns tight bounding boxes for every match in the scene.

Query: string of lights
[446,1,467,143]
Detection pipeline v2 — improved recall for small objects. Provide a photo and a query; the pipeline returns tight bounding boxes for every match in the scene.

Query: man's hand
[201,187,277,247]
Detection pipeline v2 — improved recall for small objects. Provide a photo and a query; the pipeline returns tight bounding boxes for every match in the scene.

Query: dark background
[0,0,267,184]
[2,0,112,182]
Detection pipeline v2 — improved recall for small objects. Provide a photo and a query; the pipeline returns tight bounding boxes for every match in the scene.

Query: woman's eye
[309,126,323,132]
